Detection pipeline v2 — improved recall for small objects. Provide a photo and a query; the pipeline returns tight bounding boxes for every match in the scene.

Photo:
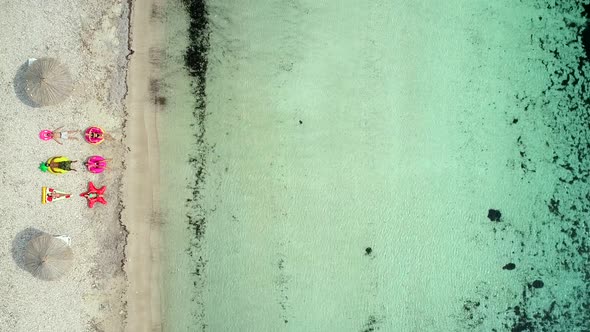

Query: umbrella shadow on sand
[13,62,39,107]
[11,227,45,271]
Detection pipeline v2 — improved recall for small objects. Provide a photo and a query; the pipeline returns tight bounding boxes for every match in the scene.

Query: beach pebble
[487,209,502,222]
[502,263,516,270]
[532,280,544,288]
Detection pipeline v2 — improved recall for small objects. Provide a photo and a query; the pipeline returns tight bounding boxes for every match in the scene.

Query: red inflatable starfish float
[80,182,107,208]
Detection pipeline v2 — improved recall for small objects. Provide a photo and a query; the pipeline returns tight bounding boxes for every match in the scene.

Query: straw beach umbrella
[24,58,73,106]
[24,234,73,281]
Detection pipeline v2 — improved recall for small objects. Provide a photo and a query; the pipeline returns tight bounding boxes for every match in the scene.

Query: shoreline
[121,0,164,330]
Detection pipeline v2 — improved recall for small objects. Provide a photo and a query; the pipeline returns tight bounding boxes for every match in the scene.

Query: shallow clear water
[159,1,590,330]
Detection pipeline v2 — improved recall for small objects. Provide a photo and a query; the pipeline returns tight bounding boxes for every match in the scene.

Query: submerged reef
[510,2,590,328]
[464,1,590,330]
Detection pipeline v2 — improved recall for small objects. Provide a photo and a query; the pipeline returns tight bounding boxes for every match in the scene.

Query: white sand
[0,0,130,330]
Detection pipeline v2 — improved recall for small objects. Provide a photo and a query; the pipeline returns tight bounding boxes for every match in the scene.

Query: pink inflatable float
[39,129,53,141]
[85,155,108,174]
[85,126,105,145]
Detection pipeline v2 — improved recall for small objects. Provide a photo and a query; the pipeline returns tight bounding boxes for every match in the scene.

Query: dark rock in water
[513,305,521,315]
[488,209,502,222]
[503,263,516,270]
[532,280,544,288]
[365,247,372,255]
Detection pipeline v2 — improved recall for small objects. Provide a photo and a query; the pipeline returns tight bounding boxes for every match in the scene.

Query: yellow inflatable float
[39,156,78,174]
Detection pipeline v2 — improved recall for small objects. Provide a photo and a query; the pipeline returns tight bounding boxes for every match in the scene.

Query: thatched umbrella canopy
[24,58,73,106]
[24,234,73,281]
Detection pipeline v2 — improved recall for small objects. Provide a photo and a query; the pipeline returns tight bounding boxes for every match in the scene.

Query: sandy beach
[0,0,140,330]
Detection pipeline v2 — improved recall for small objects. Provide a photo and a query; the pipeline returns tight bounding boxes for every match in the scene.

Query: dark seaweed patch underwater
[181,0,211,329]
[461,1,590,331]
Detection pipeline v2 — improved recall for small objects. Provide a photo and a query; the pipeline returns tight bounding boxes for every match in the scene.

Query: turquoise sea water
[159,1,590,331]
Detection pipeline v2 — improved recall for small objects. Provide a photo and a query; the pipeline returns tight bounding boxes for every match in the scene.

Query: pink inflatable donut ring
[86,155,107,174]
[39,130,53,141]
[85,126,105,145]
